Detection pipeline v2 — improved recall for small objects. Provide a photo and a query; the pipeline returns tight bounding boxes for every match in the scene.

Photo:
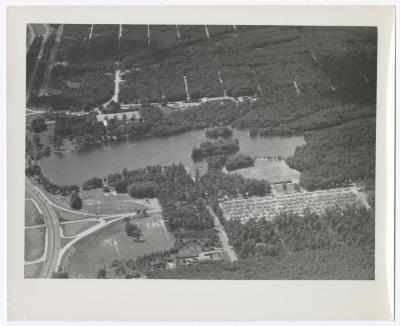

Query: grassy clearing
[25,199,44,226]
[24,262,44,278]
[54,207,93,222]
[232,159,300,184]
[61,221,99,237]
[61,213,174,278]
[42,188,157,216]
[25,226,46,261]
[42,190,73,210]
[79,189,155,215]
[61,237,73,248]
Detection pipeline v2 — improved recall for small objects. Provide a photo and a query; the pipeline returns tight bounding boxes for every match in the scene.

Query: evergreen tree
[70,191,83,210]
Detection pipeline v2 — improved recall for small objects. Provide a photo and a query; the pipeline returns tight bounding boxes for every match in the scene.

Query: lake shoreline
[39,128,306,186]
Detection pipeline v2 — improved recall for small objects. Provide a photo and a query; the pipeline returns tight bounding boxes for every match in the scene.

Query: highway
[26,177,162,277]
[26,179,61,278]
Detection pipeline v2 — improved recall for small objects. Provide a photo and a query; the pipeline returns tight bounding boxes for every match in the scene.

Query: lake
[40,129,305,185]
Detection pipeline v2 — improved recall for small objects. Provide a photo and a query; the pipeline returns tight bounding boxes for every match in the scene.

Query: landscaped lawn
[54,207,94,222]
[61,220,99,237]
[79,189,157,215]
[232,159,300,184]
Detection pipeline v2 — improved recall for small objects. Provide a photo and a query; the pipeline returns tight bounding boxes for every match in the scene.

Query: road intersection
[25,178,161,277]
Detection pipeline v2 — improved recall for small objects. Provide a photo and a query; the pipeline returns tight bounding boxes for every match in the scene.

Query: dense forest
[149,203,374,279]
[225,203,374,259]
[27,25,376,117]
[286,117,375,190]
[148,245,374,280]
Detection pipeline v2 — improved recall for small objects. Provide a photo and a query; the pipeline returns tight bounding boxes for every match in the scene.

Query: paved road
[25,178,163,277]
[56,214,132,271]
[26,179,61,278]
[207,205,238,262]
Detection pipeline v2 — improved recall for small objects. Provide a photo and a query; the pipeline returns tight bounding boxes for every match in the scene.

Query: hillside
[27,25,376,107]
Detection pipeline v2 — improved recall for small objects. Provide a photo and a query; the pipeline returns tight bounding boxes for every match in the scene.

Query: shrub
[82,177,103,190]
[31,117,47,133]
[70,191,83,210]
[129,181,157,198]
[225,154,254,171]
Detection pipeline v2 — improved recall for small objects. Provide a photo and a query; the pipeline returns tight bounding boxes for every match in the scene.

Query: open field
[25,199,44,226]
[61,213,174,278]
[42,190,76,211]
[231,159,300,184]
[61,220,99,237]
[24,262,44,278]
[80,189,158,215]
[25,226,46,261]
[42,188,157,215]
[54,207,93,222]
[61,237,73,248]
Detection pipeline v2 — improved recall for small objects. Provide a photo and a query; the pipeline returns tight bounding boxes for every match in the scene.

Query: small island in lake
[191,139,240,160]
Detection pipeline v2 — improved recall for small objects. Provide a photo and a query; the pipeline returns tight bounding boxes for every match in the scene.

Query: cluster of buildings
[95,111,141,126]
[176,248,225,266]
[219,187,358,224]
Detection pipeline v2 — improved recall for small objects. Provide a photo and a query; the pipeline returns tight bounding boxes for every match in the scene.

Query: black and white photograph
[24,23,377,280]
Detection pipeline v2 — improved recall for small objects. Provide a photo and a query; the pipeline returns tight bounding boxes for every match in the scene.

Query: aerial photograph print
[25,24,376,279]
